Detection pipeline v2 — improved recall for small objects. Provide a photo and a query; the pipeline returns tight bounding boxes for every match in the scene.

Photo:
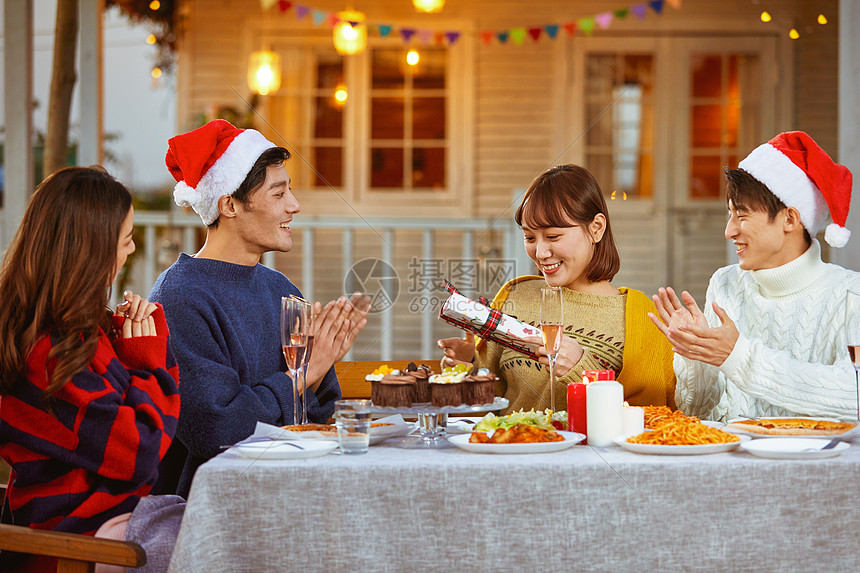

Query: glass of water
[335,399,373,454]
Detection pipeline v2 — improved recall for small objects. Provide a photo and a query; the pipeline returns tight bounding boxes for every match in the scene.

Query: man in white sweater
[650,131,860,421]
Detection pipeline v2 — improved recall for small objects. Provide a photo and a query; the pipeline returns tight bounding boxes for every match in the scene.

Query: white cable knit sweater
[675,240,860,421]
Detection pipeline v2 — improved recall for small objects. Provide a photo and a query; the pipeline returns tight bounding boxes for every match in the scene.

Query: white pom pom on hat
[165,119,277,225]
[738,131,853,247]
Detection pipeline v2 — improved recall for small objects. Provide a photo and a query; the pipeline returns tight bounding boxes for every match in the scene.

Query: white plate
[740,437,850,459]
[723,417,859,439]
[447,430,584,454]
[614,433,749,455]
[369,422,416,445]
[233,440,338,460]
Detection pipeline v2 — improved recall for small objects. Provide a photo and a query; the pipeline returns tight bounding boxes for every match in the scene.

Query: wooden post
[2,0,34,250]
[79,0,104,167]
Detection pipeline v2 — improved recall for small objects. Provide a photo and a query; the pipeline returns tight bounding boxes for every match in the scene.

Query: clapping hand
[114,290,157,338]
[304,295,369,389]
[648,287,739,367]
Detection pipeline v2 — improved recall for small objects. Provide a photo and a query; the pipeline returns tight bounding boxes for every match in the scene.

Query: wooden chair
[335,360,418,399]
[0,483,146,573]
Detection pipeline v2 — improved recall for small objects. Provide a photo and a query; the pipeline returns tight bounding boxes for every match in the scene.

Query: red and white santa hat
[166,119,276,225]
[737,131,853,247]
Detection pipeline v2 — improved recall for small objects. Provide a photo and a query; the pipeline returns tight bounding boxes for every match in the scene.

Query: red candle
[568,382,588,434]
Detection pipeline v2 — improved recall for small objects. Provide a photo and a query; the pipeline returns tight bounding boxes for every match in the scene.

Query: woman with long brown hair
[0,167,182,573]
[439,164,676,413]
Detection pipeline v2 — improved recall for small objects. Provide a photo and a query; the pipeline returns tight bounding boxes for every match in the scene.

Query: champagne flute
[846,290,860,421]
[281,297,309,425]
[540,286,564,412]
[300,300,315,425]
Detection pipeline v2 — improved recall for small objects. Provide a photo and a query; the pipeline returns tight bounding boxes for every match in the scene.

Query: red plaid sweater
[0,305,180,535]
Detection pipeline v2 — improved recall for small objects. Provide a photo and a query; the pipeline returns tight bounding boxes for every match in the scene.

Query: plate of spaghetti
[615,418,749,455]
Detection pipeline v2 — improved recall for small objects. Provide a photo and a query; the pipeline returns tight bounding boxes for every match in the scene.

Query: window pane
[313,147,343,187]
[315,97,343,138]
[691,55,722,98]
[413,147,445,189]
[585,102,614,146]
[371,97,404,139]
[317,58,343,89]
[691,105,722,147]
[371,147,404,188]
[372,49,405,89]
[587,54,617,95]
[412,48,446,89]
[413,97,445,139]
[690,155,722,198]
[586,153,613,191]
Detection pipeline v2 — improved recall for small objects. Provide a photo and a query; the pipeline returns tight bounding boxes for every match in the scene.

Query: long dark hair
[515,164,620,282]
[0,167,132,399]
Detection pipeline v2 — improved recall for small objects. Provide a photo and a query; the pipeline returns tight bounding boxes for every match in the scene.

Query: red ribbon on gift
[441,280,503,339]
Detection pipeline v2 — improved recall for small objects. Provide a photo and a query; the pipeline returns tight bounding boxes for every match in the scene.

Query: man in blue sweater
[151,120,366,497]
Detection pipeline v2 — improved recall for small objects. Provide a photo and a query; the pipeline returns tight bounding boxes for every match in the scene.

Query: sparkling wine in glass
[281,297,309,425]
[540,286,564,412]
[301,326,315,425]
[846,291,860,421]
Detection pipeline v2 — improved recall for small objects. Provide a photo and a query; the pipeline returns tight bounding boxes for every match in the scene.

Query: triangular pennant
[311,10,327,26]
[496,31,509,44]
[666,0,681,8]
[510,28,526,45]
[631,4,647,18]
[480,30,494,44]
[563,22,577,36]
[294,4,309,19]
[528,27,542,41]
[649,0,664,14]
[379,25,392,37]
[260,0,277,10]
[544,25,559,39]
[614,8,628,18]
[577,17,595,35]
[327,13,339,28]
[446,31,461,45]
[418,29,433,44]
[434,31,445,45]
[595,12,613,29]
[401,28,416,42]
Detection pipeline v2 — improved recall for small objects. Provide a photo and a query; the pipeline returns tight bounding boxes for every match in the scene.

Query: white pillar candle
[621,403,645,436]
[586,380,623,447]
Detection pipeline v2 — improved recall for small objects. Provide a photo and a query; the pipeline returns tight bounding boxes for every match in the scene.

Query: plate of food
[233,439,338,460]
[473,409,568,432]
[723,417,858,439]
[615,417,749,455]
[448,424,584,454]
[739,437,850,459]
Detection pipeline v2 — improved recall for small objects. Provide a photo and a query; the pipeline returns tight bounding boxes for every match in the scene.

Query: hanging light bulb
[789,28,800,39]
[248,50,282,95]
[817,14,828,25]
[145,34,157,45]
[760,11,772,23]
[333,11,367,56]
[412,0,445,13]
[334,84,348,107]
[149,0,160,10]
[406,50,420,66]
[151,66,162,79]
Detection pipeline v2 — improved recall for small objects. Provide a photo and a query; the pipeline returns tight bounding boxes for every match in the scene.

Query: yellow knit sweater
[475,276,676,414]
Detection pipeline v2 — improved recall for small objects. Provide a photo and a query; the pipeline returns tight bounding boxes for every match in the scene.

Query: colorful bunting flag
[261,0,679,48]
[595,12,613,29]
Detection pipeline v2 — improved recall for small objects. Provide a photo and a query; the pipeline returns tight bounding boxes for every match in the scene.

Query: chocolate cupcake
[462,366,497,405]
[371,371,417,407]
[428,369,468,407]
[407,362,433,403]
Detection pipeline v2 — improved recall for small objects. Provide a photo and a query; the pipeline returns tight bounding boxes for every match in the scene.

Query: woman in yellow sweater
[438,165,675,413]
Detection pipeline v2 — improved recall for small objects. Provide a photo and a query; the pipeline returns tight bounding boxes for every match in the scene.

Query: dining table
[167,428,860,572]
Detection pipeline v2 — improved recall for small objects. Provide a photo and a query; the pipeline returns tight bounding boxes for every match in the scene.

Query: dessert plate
[233,440,338,460]
[739,437,850,459]
[447,431,584,454]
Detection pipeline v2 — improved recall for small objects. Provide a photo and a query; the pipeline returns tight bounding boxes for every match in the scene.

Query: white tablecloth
[168,434,860,572]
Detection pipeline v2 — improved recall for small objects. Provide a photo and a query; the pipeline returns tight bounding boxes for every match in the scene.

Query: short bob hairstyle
[514,164,620,283]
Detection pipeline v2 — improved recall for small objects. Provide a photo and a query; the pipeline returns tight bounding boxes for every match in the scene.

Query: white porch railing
[129,211,531,360]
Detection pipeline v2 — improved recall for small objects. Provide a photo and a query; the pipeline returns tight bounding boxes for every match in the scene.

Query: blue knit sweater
[150,254,340,495]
